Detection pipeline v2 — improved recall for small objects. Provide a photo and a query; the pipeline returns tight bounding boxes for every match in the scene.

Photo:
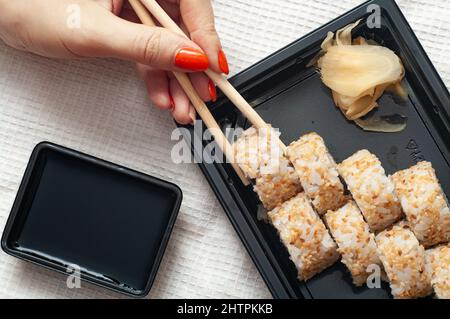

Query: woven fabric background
[0,0,449,299]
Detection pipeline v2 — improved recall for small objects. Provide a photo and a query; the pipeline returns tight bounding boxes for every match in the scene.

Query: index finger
[167,0,229,75]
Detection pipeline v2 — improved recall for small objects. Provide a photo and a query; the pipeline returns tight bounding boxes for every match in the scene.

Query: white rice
[233,126,282,179]
[268,193,340,281]
[234,126,302,209]
[233,126,264,179]
[375,223,432,299]
[425,244,450,299]
[254,156,302,210]
[338,150,403,232]
[325,201,382,286]
[391,161,449,247]
[286,132,347,215]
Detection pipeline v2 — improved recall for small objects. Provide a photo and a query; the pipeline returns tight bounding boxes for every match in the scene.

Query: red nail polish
[218,49,229,75]
[169,95,175,111]
[208,80,217,102]
[175,48,209,71]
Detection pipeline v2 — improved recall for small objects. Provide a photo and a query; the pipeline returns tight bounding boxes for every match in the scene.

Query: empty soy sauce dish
[1,142,182,297]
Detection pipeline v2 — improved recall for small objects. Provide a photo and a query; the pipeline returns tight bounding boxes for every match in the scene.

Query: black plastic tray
[1,142,182,297]
[181,0,450,298]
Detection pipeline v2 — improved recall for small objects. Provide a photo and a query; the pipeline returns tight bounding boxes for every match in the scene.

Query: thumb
[80,12,209,72]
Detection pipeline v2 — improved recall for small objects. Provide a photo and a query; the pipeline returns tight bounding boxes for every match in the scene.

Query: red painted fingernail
[169,95,175,111]
[208,80,217,102]
[175,48,209,71]
[218,49,229,75]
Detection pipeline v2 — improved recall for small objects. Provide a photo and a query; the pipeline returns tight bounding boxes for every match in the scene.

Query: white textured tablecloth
[0,0,449,299]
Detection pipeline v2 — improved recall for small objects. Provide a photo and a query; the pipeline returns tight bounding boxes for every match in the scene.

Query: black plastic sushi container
[179,0,450,298]
[1,142,182,297]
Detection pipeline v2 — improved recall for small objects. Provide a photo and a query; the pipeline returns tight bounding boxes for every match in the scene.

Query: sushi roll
[234,126,302,209]
[375,223,432,299]
[338,150,403,232]
[286,132,347,215]
[233,126,282,179]
[391,161,450,247]
[268,193,340,280]
[325,201,382,286]
[254,156,303,210]
[425,244,449,299]
[233,126,264,179]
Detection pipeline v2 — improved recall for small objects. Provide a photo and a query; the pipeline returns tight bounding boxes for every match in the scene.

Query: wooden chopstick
[129,0,250,185]
[138,0,287,151]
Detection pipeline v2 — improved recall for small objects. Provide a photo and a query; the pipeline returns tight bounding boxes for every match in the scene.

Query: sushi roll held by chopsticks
[268,193,340,281]
[325,201,382,286]
[233,126,269,180]
[234,126,302,210]
[286,132,347,215]
[338,150,403,232]
[391,161,450,247]
[375,223,432,299]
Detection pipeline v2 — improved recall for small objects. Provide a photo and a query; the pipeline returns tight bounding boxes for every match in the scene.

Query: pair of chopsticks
[129,0,283,185]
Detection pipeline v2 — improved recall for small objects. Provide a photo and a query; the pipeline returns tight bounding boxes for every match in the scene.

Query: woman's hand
[0,0,229,124]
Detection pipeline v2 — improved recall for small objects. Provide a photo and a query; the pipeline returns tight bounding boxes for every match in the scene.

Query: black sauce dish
[1,142,182,297]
